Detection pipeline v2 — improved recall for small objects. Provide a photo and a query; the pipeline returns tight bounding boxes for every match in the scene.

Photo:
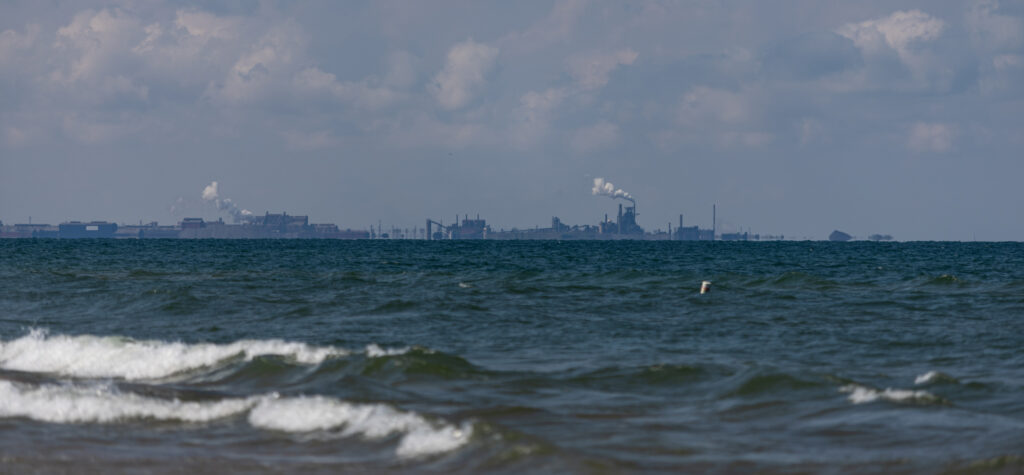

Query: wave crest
[0,330,414,380]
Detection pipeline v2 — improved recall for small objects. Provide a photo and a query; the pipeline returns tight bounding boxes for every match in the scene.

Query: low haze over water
[1,240,1022,472]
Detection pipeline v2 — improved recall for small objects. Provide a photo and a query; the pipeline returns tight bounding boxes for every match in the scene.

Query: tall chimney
[618,203,623,234]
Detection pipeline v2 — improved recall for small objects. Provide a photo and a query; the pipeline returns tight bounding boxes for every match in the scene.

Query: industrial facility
[1,179,772,240]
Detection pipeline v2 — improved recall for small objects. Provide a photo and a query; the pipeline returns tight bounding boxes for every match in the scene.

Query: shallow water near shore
[1,240,1022,473]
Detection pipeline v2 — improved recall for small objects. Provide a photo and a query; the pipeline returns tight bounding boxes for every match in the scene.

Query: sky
[1,0,1022,240]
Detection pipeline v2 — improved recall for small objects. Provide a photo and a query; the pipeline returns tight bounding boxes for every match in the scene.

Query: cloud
[174,10,240,40]
[208,21,308,105]
[428,39,499,110]
[293,67,400,110]
[570,121,619,154]
[654,86,774,150]
[567,48,638,90]
[966,0,1024,52]
[0,24,39,63]
[498,0,587,55]
[907,122,954,153]
[52,9,146,83]
[837,10,945,56]
[509,87,567,148]
[833,10,955,92]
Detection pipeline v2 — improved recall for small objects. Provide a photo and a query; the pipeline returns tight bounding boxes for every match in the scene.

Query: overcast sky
[1,0,1022,240]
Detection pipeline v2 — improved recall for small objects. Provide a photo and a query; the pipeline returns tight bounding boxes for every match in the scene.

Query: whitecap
[0,329,350,380]
[0,380,255,423]
[246,395,472,457]
[365,344,411,358]
[839,384,938,404]
[914,371,939,385]
[0,380,471,458]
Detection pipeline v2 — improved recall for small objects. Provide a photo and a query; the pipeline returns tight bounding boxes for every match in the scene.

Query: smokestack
[426,219,432,241]
[618,203,623,234]
[679,214,683,230]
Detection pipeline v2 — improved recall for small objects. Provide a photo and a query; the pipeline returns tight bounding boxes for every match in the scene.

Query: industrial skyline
[2,1,1022,240]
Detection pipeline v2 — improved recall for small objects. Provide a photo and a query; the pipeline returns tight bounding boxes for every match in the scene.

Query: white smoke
[591,177,635,204]
[202,181,254,223]
[201,182,218,201]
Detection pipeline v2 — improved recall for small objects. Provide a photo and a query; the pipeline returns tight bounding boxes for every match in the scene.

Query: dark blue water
[1,240,1022,473]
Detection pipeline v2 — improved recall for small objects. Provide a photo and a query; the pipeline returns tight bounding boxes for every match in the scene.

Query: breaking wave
[839,384,940,405]
[0,380,470,458]
[248,395,472,458]
[0,330,409,380]
[914,370,958,385]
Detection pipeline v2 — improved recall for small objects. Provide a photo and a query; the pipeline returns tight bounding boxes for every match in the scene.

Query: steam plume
[591,177,635,204]
[201,181,254,223]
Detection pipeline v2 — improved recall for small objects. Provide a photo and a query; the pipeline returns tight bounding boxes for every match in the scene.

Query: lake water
[1,240,1022,473]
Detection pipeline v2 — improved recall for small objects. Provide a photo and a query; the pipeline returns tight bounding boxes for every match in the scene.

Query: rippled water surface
[1,240,1023,473]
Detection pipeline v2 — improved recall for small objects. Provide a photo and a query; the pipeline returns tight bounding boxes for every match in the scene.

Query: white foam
[365,344,410,358]
[248,395,472,457]
[0,329,350,380]
[0,380,255,423]
[0,380,471,458]
[914,371,939,385]
[839,384,937,404]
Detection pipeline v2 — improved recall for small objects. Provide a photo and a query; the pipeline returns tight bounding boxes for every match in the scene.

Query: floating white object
[700,281,711,294]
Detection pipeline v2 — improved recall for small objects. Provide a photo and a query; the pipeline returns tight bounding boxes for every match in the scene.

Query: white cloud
[654,86,774,150]
[567,48,638,90]
[174,10,240,40]
[908,122,954,153]
[209,22,307,105]
[837,10,945,78]
[293,67,400,110]
[498,0,587,55]
[0,24,39,63]
[509,87,567,148]
[428,39,499,110]
[837,10,944,55]
[570,121,619,154]
[966,0,1024,52]
[52,9,145,83]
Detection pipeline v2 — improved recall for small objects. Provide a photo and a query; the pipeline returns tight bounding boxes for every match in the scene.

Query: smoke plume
[201,181,254,223]
[592,177,635,204]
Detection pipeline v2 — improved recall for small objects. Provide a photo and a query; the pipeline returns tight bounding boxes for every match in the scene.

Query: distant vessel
[829,230,852,242]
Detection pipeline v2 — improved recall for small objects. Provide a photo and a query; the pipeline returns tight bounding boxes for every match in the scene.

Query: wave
[0,379,254,423]
[914,370,958,385]
[248,395,472,458]
[0,379,470,458]
[839,384,941,405]
[0,330,410,380]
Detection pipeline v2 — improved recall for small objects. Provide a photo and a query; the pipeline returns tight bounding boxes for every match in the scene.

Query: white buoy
[700,280,711,294]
